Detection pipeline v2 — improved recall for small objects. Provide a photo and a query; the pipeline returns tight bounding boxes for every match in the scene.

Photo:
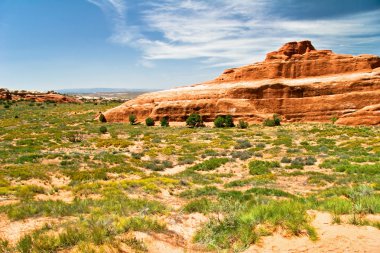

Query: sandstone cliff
[0,89,81,103]
[103,41,380,125]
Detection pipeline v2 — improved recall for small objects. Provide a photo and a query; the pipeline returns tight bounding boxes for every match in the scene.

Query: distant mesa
[103,40,380,126]
[0,88,81,103]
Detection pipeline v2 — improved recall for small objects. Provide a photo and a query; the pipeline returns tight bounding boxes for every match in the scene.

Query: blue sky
[0,0,379,91]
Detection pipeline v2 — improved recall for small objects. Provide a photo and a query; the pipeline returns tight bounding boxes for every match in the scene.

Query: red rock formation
[103,41,380,126]
[0,89,81,103]
[215,40,380,81]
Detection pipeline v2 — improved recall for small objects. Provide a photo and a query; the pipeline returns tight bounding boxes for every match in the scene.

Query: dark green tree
[186,113,204,128]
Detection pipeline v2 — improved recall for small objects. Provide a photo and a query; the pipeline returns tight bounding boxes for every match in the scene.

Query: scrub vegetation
[0,100,380,252]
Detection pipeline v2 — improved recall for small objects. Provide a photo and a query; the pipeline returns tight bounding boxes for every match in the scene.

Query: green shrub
[186,113,204,128]
[281,157,292,163]
[214,115,235,128]
[194,200,316,250]
[145,117,155,126]
[67,131,83,142]
[237,120,249,129]
[160,117,169,127]
[99,126,107,134]
[129,114,137,125]
[17,235,32,253]
[231,150,254,160]
[234,139,252,149]
[263,114,281,127]
[249,160,280,175]
[189,158,229,171]
[183,198,213,213]
[98,113,107,122]
[214,116,225,128]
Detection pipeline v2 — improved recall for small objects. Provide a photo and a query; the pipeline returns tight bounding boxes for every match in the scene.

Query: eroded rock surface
[104,41,380,125]
[0,89,81,103]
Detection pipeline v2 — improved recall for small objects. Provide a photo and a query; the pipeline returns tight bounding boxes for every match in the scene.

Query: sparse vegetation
[1,101,380,251]
[237,120,249,129]
[186,113,204,128]
[263,114,281,126]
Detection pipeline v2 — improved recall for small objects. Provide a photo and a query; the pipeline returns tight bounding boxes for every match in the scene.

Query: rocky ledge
[103,41,380,125]
[0,89,81,103]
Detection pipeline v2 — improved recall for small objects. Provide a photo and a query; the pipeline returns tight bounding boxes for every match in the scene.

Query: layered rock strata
[104,41,380,125]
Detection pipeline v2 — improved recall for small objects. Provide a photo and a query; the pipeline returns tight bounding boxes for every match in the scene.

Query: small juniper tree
[99,126,107,134]
[160,116,169,127]
[145,117,155,126]
[98,113,107,123]
[214,115,234,128]
[237,120,249,129]
[263,114,281,127]
[214,116,225,128]
[129,114,137,125]
[186,113,204,128]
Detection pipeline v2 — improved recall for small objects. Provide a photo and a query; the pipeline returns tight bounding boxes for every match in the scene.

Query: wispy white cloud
[87,0,380,67]
[86,0,138,43]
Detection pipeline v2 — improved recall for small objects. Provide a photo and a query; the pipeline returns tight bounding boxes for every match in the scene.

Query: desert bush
[160,116,169,127]
[186,113,204,128]
[231,150,254,160]
[178,155,196,165]
[99,113,107,122]
[237,120,249,129]
[214,116,225,128]
[0,165,50,181]
[189,158,229,171]
[234,139,252,149]
[214,115,234,128]
[96,138,132,148]
[67,131,83,142]
[194,200,316,250]
[281,157,292,163]
[129,114,137,125]
[17,235,32,253]
[144,159,173,171]
[287,156,317,169]
[131,152,144,160]
[183,198,213,213]
[99,126,107,134]
[0,238,12,253]
[246,187,294,198]
[288,157,305,169]
[263,114,281,127]
[145,117,155,126]
[249,160,280,175]
[224,174,276,188]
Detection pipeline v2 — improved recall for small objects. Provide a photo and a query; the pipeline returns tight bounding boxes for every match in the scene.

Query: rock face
[104,41,380,125]
[0,89,81,103]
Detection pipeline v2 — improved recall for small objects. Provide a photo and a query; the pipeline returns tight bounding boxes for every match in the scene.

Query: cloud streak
[88,0,380,67]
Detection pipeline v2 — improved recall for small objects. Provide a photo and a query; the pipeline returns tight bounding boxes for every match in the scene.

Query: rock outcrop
[103,41,380,125]
[0,89,81,103]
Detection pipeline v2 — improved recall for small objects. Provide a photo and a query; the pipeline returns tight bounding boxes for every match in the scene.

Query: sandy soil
[0,214,65,243]
[247,211,380,253]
